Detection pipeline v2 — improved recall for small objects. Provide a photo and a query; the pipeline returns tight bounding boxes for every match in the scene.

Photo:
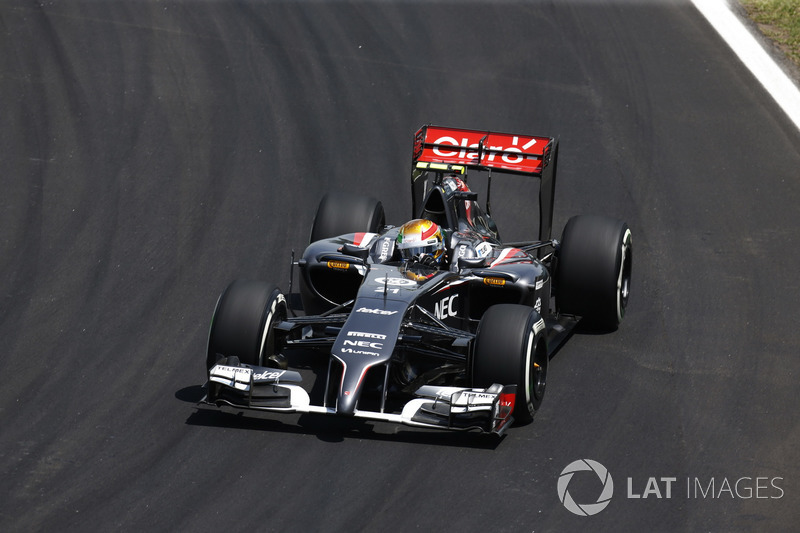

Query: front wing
[202,363,517,436]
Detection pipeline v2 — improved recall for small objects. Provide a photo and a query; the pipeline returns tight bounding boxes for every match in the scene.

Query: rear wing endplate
[411,125,559,244]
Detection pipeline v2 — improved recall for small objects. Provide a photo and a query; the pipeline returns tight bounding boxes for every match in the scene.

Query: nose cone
[337,368,365,416]
[333,336,393,416]
[331,297,406,416]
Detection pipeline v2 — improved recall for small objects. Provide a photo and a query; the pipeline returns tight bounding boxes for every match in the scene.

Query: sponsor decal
[432,135,537,165]
[209,365,253,391]
[212,365,252,378]
[343,339,384,350]
[534,297,542,314]
[327,260,349,270]
[347,331,387,340]
[356,307,398,316]
[483,277,505,286]
[475,242,492,258]
[340,348,381,357]
[347,331,386,340]
[379,239,391,261]
[460,391,495,402]
[434,294,458,320]
[432,136,480,160]
[419,128,549,174]
[450,390,497,409]
[253,369,286,381]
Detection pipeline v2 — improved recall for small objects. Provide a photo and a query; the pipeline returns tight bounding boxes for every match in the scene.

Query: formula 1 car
[201,125,632,435]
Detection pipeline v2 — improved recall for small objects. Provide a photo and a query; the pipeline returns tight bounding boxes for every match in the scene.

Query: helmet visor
[400,244,441,260]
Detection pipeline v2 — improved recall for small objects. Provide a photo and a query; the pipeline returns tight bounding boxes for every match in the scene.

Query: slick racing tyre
[557,215,632,331]
[206,280,287,371]
[309,192,386,243]
[471,304,548,425]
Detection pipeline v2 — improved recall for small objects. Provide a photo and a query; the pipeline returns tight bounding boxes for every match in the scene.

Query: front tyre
[557,215,632,331]
[206,280,287,371]
[471,304,548,425]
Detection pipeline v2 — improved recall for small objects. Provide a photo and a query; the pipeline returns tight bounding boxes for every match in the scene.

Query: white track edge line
[691,0,800,133]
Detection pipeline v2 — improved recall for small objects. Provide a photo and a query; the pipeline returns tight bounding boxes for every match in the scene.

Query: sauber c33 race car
[201,125,632,435]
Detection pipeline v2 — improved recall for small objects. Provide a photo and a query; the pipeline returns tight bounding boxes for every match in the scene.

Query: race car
[201,125,632,435]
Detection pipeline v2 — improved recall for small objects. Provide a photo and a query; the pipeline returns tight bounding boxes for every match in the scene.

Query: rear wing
[411,125,559,244]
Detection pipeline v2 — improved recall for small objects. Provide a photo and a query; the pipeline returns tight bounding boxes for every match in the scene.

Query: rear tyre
[309,192,386,243]
[557,215,632,331]
[206,280,287,371]
[471,304,548,425]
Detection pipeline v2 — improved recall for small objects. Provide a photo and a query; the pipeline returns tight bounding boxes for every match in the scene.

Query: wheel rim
[616,229,632,322]
[531,344,547,401]
[525,329,547,406]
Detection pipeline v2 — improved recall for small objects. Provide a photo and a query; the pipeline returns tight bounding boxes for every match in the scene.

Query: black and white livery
[201,125,632,435]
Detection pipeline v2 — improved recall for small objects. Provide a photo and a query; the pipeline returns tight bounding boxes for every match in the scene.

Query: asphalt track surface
[2,1,799,531]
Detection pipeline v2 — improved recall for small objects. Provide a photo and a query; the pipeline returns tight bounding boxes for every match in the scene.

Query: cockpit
[417,175,500,242]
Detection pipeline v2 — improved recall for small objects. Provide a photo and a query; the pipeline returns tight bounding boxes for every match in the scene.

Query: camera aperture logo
[557,459,614,516]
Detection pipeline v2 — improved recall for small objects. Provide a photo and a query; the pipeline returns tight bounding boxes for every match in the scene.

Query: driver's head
[396,219,444,265]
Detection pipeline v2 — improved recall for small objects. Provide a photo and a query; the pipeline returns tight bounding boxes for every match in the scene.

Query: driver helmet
[396,219,445,265]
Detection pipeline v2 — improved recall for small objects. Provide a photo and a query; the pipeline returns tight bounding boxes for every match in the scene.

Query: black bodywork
[203,126,584,435]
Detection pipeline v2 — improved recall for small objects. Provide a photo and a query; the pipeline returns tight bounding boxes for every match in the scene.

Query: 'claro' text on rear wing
[410,125,559,245]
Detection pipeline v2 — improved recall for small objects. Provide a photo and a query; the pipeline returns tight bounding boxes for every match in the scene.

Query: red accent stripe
[499,392,515,418]
[421,224,437,241]
[489,248,524,268]
[353,232,366,246]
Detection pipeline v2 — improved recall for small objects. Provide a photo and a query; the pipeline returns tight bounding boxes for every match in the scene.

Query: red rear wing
[411,125,560,247]
[413,125,555,176]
